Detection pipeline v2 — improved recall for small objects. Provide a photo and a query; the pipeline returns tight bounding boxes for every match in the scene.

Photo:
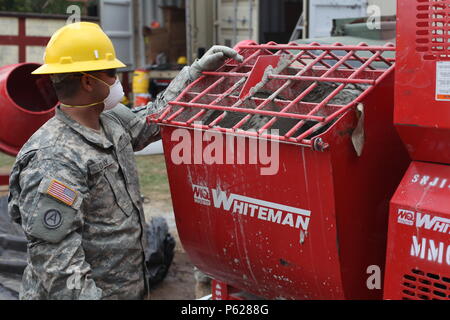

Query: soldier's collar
[55,106,114,149]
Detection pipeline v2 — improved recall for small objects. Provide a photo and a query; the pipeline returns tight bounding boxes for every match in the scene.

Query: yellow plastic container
[132,69,150,94]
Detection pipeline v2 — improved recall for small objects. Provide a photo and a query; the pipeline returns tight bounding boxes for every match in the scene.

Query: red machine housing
[394,0,450,164]
[0,63,57,156]
[0,63,57,185]
[384,0,450,300]
[386,162,450,299]
[151,42,410,299]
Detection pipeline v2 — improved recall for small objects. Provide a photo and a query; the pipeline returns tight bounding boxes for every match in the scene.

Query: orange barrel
[0,63,58,156]
[134,93,151,107]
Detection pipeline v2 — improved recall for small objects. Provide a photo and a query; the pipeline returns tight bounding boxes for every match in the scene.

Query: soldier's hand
[189,45,244,80]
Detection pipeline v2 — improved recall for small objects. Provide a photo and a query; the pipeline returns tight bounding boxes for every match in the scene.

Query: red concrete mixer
[149,39,411,299]
[0,63,57,185]
[384,0,450,300]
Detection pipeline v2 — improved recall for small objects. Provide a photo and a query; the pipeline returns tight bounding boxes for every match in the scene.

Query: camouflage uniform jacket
[8,67,192,300]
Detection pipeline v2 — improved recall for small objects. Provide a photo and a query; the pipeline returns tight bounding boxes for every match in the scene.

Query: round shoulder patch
[43,209,63,229]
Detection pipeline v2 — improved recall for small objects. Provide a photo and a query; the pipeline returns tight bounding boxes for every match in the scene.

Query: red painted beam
[0,35,50,46]
[0,174,9,186]
[0,17,50,62]
[18,17,25,62]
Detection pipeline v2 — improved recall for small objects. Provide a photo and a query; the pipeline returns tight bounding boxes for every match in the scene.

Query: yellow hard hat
[32,22,126,75]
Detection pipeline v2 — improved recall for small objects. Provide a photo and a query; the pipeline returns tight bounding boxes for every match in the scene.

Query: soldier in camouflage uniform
[7,22,242,300]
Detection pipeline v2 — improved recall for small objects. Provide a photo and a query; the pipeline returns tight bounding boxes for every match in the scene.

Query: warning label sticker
[436,61,450,101]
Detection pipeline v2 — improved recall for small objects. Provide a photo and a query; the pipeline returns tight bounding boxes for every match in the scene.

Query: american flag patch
[46,179,77,206]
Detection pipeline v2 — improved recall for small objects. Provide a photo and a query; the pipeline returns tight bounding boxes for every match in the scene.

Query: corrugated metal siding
[100,0,134,68]
[213,0,304,47]
[215,0,259,46]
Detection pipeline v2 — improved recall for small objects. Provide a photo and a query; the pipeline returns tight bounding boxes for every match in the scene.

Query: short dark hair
[50,73,83,100]
[50,69,117,100]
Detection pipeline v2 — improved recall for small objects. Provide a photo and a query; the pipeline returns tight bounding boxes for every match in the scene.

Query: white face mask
[60,73,124,111]
[102,77,125,110]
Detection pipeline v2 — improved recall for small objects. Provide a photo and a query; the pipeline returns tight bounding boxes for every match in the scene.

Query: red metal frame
[394,0,450,164]
[239,55,281,99]
[149,42,395,148]
[211,280,246,300]
[385,162,450,300]
[384,0,450,300]
[156,41,410,299]
[0,174,8,186]
[0,17,50,63]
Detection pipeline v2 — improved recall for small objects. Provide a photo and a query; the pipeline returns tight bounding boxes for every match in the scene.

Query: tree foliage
[0,0,93,15]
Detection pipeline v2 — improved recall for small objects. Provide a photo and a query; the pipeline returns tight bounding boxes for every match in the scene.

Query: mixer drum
[0,63,57,156]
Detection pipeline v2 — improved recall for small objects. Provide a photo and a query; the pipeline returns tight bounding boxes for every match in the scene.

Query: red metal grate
[416,0,450,60]
[402,269,450,300]
[149,41,395,148]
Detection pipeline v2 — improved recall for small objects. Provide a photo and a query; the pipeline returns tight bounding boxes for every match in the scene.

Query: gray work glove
[189,45,244,81]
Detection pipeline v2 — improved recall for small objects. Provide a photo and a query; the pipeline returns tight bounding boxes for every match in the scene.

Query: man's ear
[80,74,95,93]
